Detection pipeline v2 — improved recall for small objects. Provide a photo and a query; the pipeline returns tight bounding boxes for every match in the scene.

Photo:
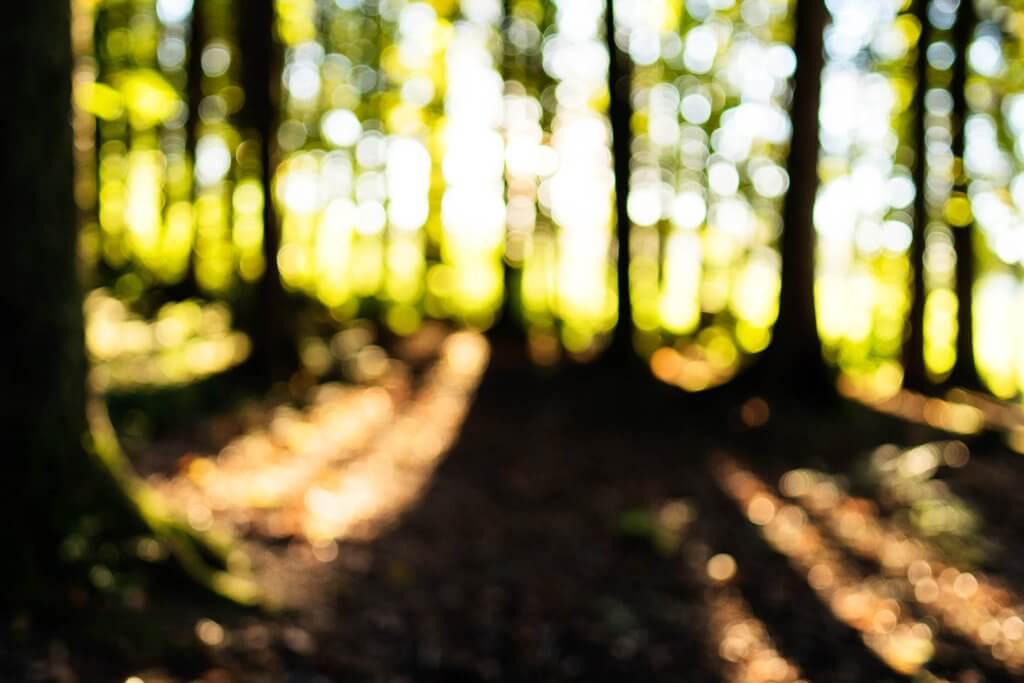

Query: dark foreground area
[4,336,1024,682]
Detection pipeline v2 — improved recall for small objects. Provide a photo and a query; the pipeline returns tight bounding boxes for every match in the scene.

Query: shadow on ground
[9,339,1024,683]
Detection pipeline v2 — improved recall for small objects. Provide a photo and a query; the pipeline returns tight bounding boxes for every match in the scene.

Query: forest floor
[5,328,1024,682]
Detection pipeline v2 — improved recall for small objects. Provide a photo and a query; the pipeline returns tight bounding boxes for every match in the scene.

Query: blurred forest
[6,0,1024,680]
[62,0,1024,396]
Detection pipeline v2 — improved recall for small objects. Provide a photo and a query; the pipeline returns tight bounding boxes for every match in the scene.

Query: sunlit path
[149,330,488,581]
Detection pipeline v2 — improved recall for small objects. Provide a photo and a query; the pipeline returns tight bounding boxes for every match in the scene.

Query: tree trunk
[494,0,522,339]
[759,0,833,401]
[185,3,205,156]
[946,0,981,390]
[604,0,636,364]
[0,0,160,594]
[0,0,260,605]
[903,0,931,391]
[238,0,295,384]
[0,0,94,585]
[166,0,206,300]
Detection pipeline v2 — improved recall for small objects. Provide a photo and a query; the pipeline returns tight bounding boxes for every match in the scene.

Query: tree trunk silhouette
[903,0,931,391]
[0,0,141,590]
[758,0,833,402]
[605,0,635,364]
[239,0,296,384]
[2,0,86,577]
[0,0,261,604]
[945,0,982,390]
[185,2,205,176]
[166,0,206,300]
[494,0,523,338]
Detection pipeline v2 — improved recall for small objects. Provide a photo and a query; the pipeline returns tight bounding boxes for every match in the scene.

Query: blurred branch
[87,398,266,607]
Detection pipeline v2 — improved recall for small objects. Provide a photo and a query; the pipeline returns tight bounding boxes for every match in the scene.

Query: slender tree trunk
[166,0,206,300]
[946,0,981,390]
[605,0,635,363]
[904,0,931,391]
[759,0,833,401]
[239,0,295,383]
[185,3,205,168]
[0,0,112,586]
[494,0,522,338]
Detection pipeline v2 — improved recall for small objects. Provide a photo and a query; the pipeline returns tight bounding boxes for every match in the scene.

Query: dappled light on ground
[292,331,489,543]
[781,447,1024,675]
[712,452,938,676]
[840,378,986,434]
[22,339,1024,681]
[945,389,1024,453]
[841,379,1024,455]
[704,559,807,683]
[152,330,489,577]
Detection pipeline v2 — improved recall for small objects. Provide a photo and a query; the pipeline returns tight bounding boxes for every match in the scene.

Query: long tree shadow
[697,474,907,683]
[937,444,1024,584]
[297,343,725,681]
[218,340,957,682]
[725,434,1024,681]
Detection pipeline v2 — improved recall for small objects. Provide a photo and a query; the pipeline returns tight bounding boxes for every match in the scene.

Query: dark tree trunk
[758,0,833,401]
[604,0,635,364]
[494,0,522,339]
[904,0,931,391]
[946,0,981,390]
[239,0,295,384]
[0,0,254,605]
[0,0,126,588]
[166,0,206,300]
[185,2,205,167]
[0,1,262,605]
